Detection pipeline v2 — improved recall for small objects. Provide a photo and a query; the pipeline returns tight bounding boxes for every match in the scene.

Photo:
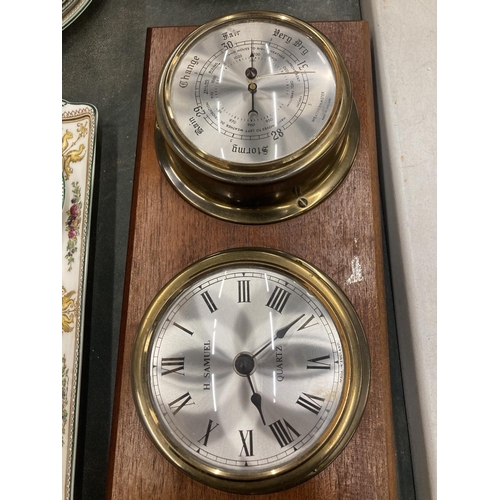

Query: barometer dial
[155,12,360,223]
[168,25,335,164]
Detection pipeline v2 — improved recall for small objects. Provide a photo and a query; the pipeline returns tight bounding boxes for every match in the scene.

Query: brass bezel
[155,11,360,224]
[131,248,370,494]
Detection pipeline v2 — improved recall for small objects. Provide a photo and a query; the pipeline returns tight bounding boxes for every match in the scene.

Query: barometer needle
[256,71,316,79]
[248,82,258,115]
[245,40,258,80]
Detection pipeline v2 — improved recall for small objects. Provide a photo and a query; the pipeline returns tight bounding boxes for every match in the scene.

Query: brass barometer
[155,11,359,223]
[131,248,370,494]
[107,14,397,500]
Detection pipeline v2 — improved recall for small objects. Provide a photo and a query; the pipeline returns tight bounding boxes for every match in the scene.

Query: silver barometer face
[155,12,360,223]
[168,19,336,164]
[132,249,370,494]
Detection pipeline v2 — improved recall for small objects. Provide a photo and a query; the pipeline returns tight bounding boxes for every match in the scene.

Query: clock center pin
[233,352,256,376]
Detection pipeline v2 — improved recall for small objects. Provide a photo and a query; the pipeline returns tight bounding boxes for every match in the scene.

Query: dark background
[62,2,415,498]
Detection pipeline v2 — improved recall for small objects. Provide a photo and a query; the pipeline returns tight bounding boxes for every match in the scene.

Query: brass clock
[106,14,397,500]
[131,248,370,494]
[155,11,359,223]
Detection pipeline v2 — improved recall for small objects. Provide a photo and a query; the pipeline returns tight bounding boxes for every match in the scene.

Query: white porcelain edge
[62,99,98,500]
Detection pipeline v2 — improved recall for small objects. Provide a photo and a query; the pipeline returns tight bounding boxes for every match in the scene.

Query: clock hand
[252,314,305,359]
[247,375,266,425]
[233,352,265,424]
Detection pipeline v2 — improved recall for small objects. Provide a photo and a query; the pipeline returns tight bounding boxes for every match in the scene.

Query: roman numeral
[238,280,251,303]
[296,392,325,415]
[168,392,194,415]
[201,291,217,313]
[239,430,254,456]
[266,286,291,314]
[306,354,331,370]
[297,314,319,330]
[173,322,194,336]
[269,419,300,447]
[198,419,219,446]
[161,357,185,376]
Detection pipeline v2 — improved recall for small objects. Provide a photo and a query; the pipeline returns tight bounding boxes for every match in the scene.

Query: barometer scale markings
[282,47,297,60]
[192,39,311,143]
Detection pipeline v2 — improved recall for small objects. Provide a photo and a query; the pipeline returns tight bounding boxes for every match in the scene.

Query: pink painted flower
[70,204,79,217]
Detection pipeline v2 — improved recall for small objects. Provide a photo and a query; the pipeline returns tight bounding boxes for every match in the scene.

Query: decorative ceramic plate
[62,0,92,30]
[62,100,97,500]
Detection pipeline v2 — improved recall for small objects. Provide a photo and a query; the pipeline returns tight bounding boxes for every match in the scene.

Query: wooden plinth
[106,21,397,500]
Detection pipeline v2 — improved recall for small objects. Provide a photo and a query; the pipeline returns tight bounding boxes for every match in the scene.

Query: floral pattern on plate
[62,99,97,500]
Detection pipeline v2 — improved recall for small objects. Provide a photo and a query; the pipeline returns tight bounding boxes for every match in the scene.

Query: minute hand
[252,314,305,359]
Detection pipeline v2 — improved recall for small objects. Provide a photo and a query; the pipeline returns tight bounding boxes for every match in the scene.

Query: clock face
[166,17,336,164]
[132,249,369,493]
[149,265,344,472]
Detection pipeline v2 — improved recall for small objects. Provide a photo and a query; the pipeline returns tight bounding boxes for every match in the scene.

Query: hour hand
[247,375,266,425]
[233,352,266,425]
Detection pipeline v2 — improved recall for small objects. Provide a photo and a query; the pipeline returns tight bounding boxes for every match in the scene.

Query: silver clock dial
[167,18,336,164]
[147,265,345,474]
[133,249,370,493]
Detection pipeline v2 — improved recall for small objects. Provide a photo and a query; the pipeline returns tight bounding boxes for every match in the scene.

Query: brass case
[131,248,370,494]
[155,11,360,224]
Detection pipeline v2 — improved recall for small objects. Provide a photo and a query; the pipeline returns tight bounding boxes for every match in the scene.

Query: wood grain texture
[106,21,397,500]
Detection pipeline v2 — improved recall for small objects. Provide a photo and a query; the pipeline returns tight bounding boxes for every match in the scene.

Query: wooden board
[106,21,397,500]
